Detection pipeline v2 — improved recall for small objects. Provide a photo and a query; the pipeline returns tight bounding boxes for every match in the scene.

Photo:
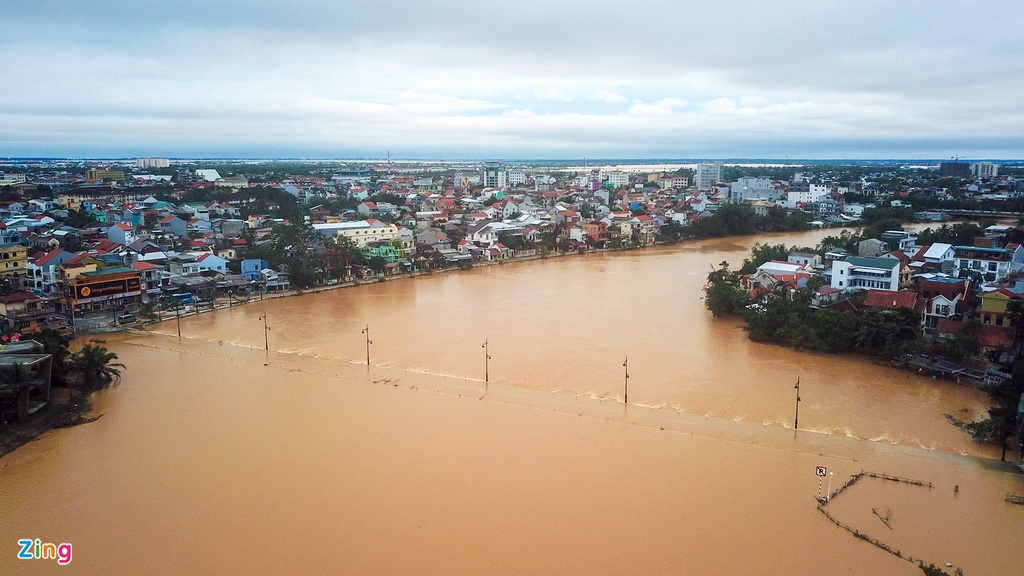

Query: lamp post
[482,339,491,389]
[260,313,269,350]
[794,376,801,430]
[623,356,629,405]
[175,304,181,338]
[361,324,372,366]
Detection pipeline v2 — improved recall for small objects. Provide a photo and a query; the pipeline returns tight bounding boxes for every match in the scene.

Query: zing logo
[17,539,72,565]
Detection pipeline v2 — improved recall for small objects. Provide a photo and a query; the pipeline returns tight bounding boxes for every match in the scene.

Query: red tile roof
[0,291,39,304]
[34,249,68,268]
[862,289,922,311]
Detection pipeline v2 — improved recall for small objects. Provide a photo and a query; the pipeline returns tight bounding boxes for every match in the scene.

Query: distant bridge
[941,209,1024,219]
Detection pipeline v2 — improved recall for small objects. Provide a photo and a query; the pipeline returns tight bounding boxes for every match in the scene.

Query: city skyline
[3,1,1023,160]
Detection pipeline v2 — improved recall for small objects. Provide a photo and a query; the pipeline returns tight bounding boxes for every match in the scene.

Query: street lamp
[623,356,629,405]
[482,339,491,389]
[175,304,181,338]
[361,324,372,366]
[260,313,270,350]
[794,376,801,430]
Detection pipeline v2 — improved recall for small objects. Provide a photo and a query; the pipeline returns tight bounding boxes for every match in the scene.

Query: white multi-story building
[605,171,630,188]
[507,169,526,186]
[136,158,170,169]
[659,174,689,189]
[787,185,832,205]
[809,183,832,198]
[831,256,901,292]
[695,162,722,191]
[972,162,999,179]
[952,245,1024,282]
[729,177,772,203]
[0,172,27,186]
[312,220,400,247]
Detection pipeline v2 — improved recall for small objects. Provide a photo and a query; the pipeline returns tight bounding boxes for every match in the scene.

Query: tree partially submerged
[69,340,125,393]
[703,261,747,317]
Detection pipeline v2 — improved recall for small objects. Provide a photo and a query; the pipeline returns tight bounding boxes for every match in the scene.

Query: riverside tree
[703,261,747,317]
[69,340,125,393]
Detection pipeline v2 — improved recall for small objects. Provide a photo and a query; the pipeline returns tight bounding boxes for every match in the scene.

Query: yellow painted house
[978,288,1024,327]
[0,243,27,284]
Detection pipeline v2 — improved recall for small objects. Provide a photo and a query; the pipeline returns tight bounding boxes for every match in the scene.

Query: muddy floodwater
[2,229,1023,575]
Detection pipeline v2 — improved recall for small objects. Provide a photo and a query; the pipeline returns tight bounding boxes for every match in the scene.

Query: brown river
[2,228,1023,575]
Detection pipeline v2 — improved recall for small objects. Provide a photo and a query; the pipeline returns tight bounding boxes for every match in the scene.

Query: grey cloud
[2,0,1023,158]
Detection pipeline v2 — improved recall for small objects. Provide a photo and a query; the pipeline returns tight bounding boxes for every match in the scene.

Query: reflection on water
[1,229,1022,575]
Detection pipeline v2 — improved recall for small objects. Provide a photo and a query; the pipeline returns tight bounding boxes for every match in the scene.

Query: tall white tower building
[696,162,722,191]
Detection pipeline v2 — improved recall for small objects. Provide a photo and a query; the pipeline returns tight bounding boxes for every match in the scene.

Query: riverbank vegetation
[684,203,813,238]
[704,259,934,357]
[706,238,1024,460]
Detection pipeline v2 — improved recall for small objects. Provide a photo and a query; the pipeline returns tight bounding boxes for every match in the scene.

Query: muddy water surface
[2,229,1022,575]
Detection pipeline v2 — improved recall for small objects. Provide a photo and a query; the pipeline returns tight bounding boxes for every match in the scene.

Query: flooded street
[2,229,1023,575]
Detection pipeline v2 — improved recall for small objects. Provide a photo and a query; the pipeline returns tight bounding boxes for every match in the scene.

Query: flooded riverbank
[2,229,1021,575]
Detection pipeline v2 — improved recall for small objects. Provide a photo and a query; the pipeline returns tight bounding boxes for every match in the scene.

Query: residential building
[729,178,772,203]
[0,172,27,186]
[241,259,269,282]
[158,215,189,238]
[830,256,901,292]
[132,261,163,300]
[918,276,968,333]
[85,169,125,181]
[507,169,527,186]
[788,252,821,267]
[107,223,136,246]
[952,244,1024,282]
[605,171,630,188]
[26,249,75,296]
[0,292,55,333]
[977,288,1024,327]
[582,221,609,246]
[0,243,27,286]
[659,174,689,190]
[857,238,888,258]
[880,230,917,253]
[312,220,400,247]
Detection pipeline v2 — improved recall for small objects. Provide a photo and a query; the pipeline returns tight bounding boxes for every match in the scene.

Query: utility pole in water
[481,338,490,390]
[794,377,801,430]
[260,313,270,350]
[623,356,629,405]
[362,324,372,366]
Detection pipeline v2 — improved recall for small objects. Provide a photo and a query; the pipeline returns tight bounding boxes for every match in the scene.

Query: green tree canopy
[69,340,125,392]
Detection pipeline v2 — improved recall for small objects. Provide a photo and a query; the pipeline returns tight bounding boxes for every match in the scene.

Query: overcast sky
[3,1,1023,160]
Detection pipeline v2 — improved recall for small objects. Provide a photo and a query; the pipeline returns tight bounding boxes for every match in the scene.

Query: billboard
[74,277,141,301]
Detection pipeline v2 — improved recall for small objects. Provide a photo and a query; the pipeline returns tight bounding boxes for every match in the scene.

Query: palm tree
[69,340,125,392]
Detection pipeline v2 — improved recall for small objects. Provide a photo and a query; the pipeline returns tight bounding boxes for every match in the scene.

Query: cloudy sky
[3,1,1023,159]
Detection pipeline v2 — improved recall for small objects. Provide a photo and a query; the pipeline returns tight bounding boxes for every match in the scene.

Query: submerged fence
[816,471,956,574]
